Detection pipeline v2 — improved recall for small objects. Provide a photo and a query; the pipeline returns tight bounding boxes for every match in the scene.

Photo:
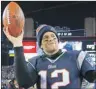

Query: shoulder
[28,55,41,63]
[77,51,88,60]
[65,50,81,57]
[25,55,41,70]
[27,55,45,66]
[66,50,87,57]
[64,50,88,62]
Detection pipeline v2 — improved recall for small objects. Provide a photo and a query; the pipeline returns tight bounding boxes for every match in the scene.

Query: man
[3,25,96,89]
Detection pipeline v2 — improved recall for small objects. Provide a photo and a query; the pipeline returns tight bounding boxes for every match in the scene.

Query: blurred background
[1,1,96,89]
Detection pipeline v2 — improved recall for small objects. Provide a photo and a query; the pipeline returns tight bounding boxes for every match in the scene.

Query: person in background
[8,78,19,89]
[1,83,8,89]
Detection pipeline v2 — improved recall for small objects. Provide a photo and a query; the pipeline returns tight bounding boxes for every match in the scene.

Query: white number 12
[39,69,70,89]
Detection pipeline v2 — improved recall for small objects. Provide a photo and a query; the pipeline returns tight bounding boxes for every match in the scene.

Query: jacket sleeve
[80,52,95,76]
[14,47,38,88]
[77,51,95,82]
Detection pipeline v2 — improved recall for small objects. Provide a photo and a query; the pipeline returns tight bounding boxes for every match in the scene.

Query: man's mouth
[48,43,55,45]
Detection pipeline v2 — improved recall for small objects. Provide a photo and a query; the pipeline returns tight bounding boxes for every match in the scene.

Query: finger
[3,27,12,39]
[21,30,24,35]
[18,30,24,38]
[3,27,7,36]
[6,27,10,35]
[3,26,8,34]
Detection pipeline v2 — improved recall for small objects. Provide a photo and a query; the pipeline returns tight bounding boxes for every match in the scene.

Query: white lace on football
[7,8,10,24]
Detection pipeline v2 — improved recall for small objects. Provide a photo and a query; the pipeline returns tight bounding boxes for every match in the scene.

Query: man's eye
[44,40,48,41]
[43,39,48,42]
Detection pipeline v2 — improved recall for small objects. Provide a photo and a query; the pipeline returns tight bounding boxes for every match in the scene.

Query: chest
[36,54,80,89]
[37,54,79,74]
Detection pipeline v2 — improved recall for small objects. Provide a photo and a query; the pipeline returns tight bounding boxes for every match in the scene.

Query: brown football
[2,2,25,37]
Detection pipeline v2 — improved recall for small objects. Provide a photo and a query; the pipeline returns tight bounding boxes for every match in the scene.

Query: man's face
[41,32,59,54]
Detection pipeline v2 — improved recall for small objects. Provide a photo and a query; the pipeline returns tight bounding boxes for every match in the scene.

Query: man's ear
[40,45,43,50]
[41,45,43,49]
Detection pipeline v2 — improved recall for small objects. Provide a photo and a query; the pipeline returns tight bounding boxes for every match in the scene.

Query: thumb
[18,30,24,38]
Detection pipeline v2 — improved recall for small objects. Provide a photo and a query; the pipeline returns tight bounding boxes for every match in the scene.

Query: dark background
[1,1,96,29]
[1,1,96,66]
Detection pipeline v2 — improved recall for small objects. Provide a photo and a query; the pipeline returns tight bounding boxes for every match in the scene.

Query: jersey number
[39,69,70,89]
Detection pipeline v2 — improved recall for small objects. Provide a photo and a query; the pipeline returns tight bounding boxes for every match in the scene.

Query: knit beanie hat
[36,24,59,47]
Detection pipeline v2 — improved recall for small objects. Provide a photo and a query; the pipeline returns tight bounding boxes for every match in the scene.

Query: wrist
[13,42,23,47]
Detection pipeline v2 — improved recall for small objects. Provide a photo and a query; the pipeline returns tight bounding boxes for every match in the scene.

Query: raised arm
[3,27,38,88]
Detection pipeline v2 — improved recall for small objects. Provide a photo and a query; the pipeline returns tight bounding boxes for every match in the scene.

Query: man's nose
[48,37,53,41]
